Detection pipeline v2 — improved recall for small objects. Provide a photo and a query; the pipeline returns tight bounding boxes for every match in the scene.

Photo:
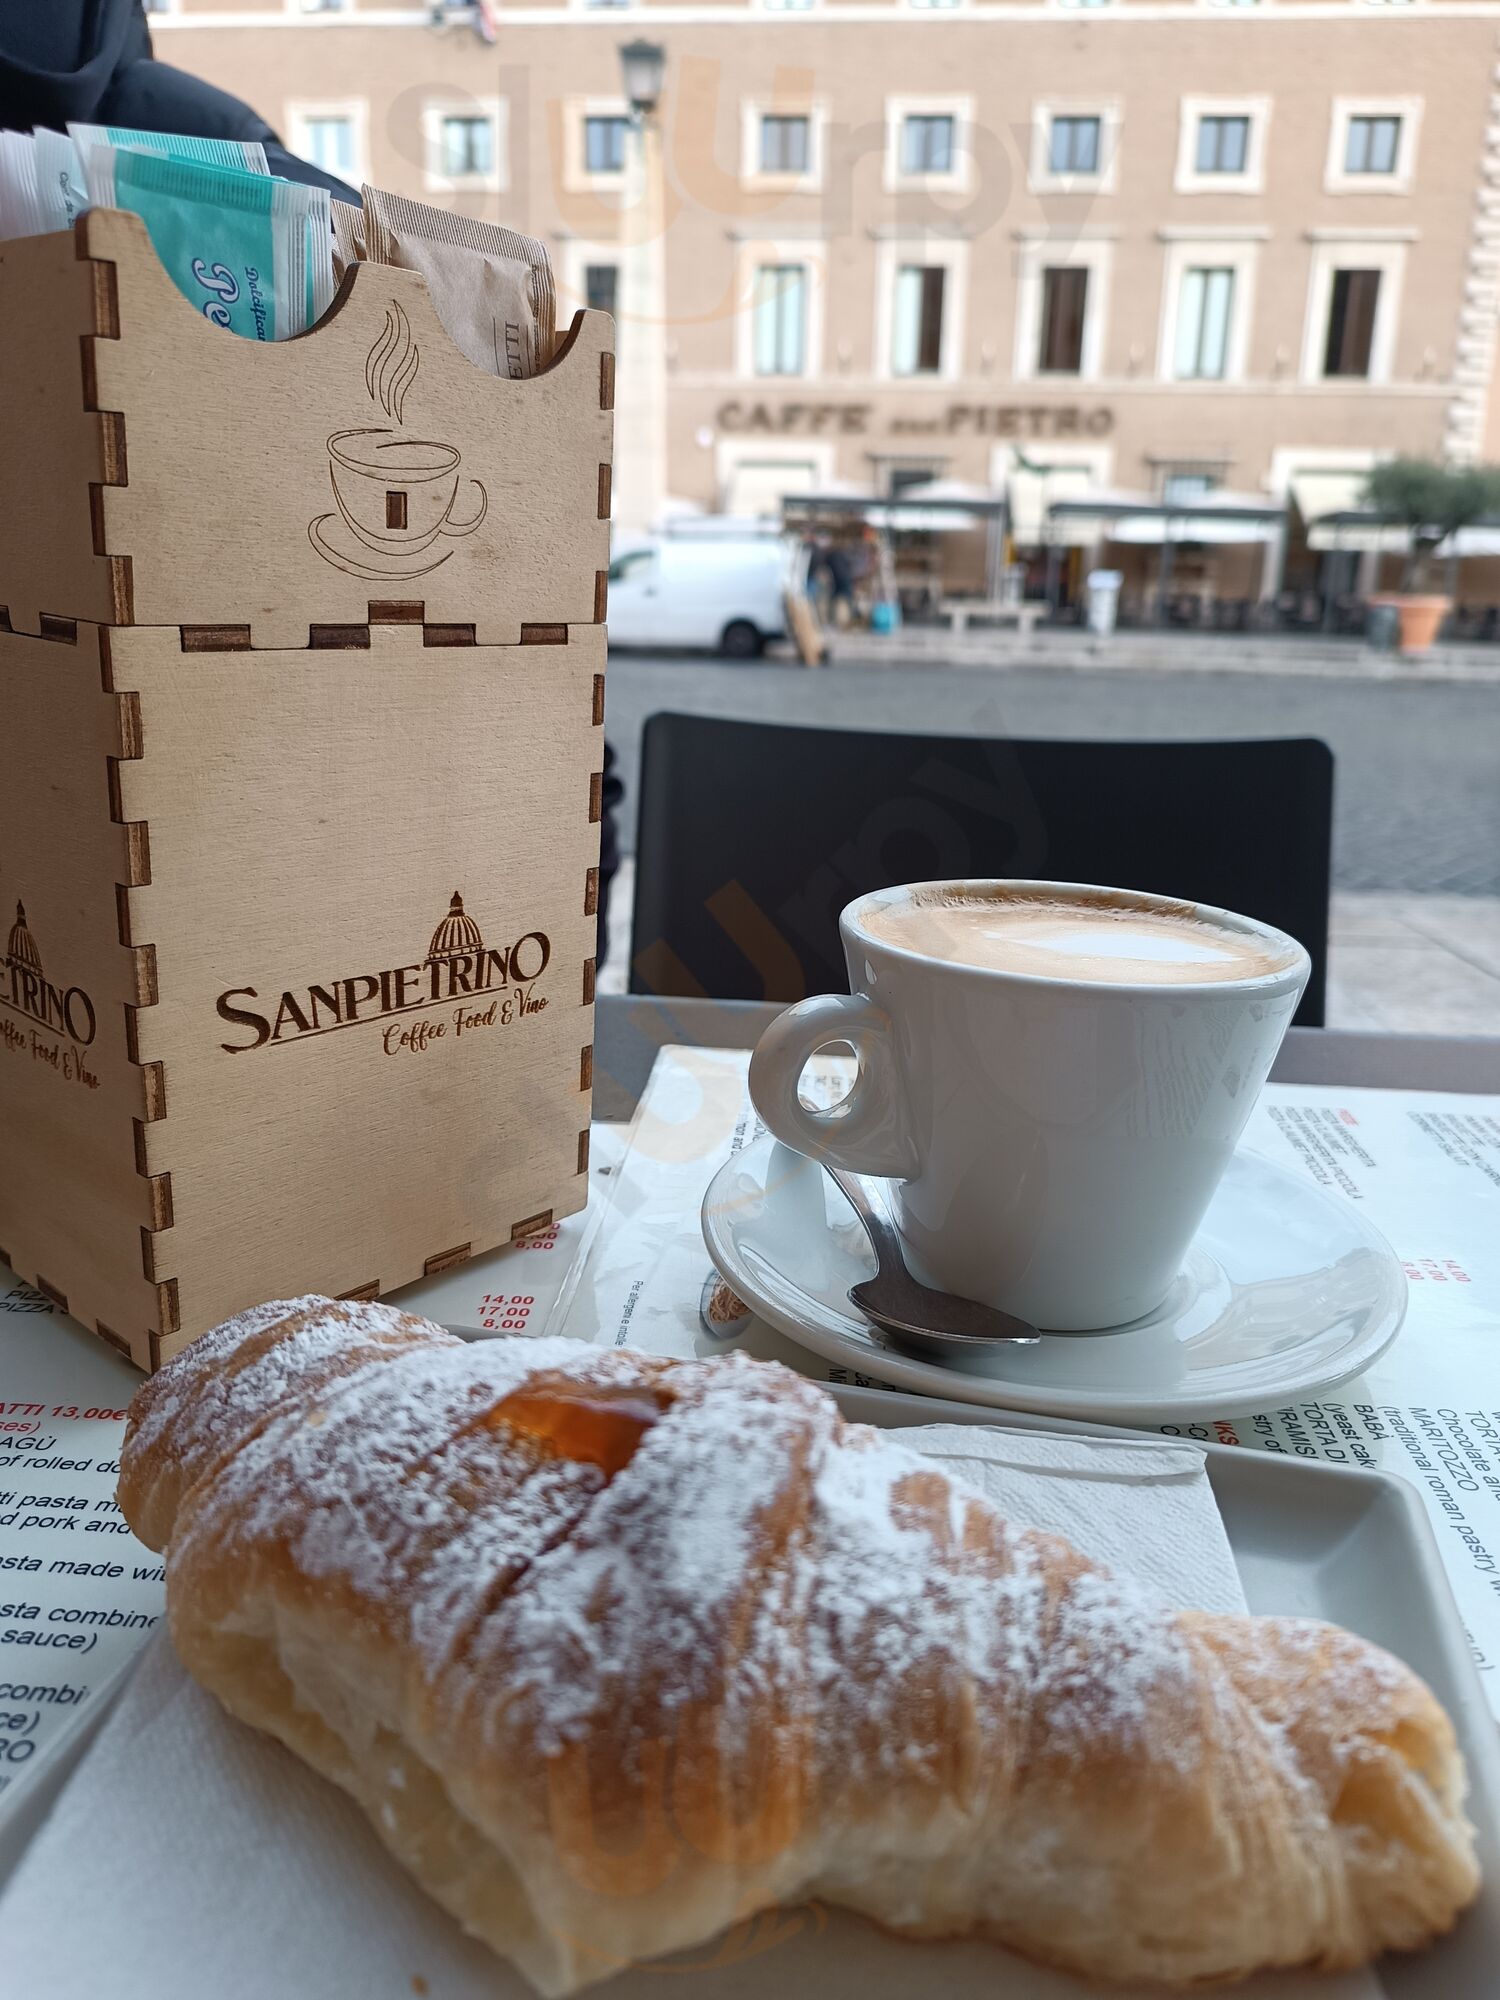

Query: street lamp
[612,39,669,533]
[619,38,667,119]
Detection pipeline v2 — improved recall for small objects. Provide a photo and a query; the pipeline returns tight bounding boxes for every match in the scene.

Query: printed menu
[550,1049,1500,1710]
[3,1066,1497,1826]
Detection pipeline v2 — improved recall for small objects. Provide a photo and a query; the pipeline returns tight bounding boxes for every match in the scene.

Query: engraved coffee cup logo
[310,302,488,581]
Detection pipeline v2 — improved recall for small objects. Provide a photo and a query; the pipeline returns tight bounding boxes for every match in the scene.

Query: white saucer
[308,512,454,581]
[701,1132,1407,1425]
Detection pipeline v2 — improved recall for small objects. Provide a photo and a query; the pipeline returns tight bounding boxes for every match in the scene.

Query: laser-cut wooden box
[0,210,613,1369]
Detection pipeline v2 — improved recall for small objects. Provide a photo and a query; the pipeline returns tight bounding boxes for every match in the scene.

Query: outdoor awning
[879,478,1004,534]
[782,484,1004,534]
[1444,521,1500,557]
[1304,510,1409,555]
[1048,489,1285,546]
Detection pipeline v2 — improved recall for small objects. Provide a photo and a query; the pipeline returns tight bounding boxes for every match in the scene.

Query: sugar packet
[361,185,556,378]
[33,128,89,228]
[0,129,86,236]
[83,145,333,338]
[0,130,38,238]
[331,198,366,284]
[69,125,269,175]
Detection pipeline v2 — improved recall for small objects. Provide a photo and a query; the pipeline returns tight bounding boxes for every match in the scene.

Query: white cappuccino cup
[748,879,1310,1331]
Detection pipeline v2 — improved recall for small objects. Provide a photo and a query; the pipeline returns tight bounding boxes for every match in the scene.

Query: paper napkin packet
[0,125,554,367]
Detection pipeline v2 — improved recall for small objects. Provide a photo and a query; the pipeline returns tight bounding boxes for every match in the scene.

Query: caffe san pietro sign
[716,400,1115,440]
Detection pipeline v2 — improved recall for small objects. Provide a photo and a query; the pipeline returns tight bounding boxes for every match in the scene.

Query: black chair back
[630,716,1331,1027]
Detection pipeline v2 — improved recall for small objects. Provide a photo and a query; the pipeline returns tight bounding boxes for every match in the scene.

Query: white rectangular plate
[832,1383,1500,2000]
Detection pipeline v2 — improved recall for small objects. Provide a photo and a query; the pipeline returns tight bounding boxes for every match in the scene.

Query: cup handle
[444,479,488,536]
[748,993,920,1180]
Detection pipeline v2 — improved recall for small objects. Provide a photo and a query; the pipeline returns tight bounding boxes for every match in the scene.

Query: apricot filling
[489,1376,673,1476]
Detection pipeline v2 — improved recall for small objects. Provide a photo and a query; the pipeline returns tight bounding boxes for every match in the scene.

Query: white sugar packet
[0,1419,1376,2000]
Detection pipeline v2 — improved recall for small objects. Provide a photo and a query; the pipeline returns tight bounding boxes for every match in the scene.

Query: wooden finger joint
[580,1044,594,1092]
[145,1172,174,1234]
[35,1274,68,1314]
[577,1128,591,1175]
[582,956,597,1005]
[591,672,605,725]
[588,769,603,823]
[181,625,252,652]
[156,1277,180,1338]
[339,1281,382,1302]
[422,1243,472,1278]
[510,1210,554,1243]
[308,624,371,650]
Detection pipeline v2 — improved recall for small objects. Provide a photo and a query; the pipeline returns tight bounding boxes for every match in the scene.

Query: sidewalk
[603,860,1500,1037]
[819,626,1500,686]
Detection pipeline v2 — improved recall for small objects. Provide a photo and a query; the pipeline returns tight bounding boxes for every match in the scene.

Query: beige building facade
[154,0,1500,605]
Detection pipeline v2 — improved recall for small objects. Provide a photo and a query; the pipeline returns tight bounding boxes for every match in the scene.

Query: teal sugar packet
[69,125,269,175]
[83,145,333,339]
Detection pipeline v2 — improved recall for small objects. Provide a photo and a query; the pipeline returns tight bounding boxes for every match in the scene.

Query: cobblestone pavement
[603,651,1500,895]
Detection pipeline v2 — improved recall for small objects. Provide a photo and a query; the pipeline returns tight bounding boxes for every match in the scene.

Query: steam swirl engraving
[310,297,487,581]
[366,302,420,425]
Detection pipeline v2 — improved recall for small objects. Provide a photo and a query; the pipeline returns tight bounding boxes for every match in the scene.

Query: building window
[584,116,629,174]
[440,116,493,179]
[301,115,355,176]
[751,265,808,375]
[760,115,810,174]
[1345,114,1402,175]
[1032,103,1117,192]
[893,265,945,375]
[584,264,619,318]
[1195,115,1248,175]
[1174,267,1235,379]
[1038,267,1088,374]
[1048,115,1100,176]
[1162,470,1218,504]
[901,114,955,175]
[1323,269,1381,377]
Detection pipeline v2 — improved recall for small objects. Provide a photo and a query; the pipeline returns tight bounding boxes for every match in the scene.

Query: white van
[605,531,797,658]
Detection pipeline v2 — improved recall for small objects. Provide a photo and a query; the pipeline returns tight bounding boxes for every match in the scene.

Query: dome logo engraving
[1,898,100,1088]
[215,892,551,1056]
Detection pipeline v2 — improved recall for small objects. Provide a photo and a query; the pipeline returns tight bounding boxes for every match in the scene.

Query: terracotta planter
[1372,594,1451,654]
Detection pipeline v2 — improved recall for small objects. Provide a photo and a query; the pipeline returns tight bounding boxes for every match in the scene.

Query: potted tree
[1363,457,1500,653]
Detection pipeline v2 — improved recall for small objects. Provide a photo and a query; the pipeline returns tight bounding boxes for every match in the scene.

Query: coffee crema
[860,891,1297,985]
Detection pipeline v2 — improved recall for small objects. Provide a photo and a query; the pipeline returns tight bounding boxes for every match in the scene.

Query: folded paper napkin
[1,1422,1377,2000]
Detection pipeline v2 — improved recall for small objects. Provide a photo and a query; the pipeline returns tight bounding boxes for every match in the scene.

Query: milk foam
[862,892,1295,985]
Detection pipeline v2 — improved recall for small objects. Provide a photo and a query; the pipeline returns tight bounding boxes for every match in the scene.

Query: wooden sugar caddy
[0,209,614,1369]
